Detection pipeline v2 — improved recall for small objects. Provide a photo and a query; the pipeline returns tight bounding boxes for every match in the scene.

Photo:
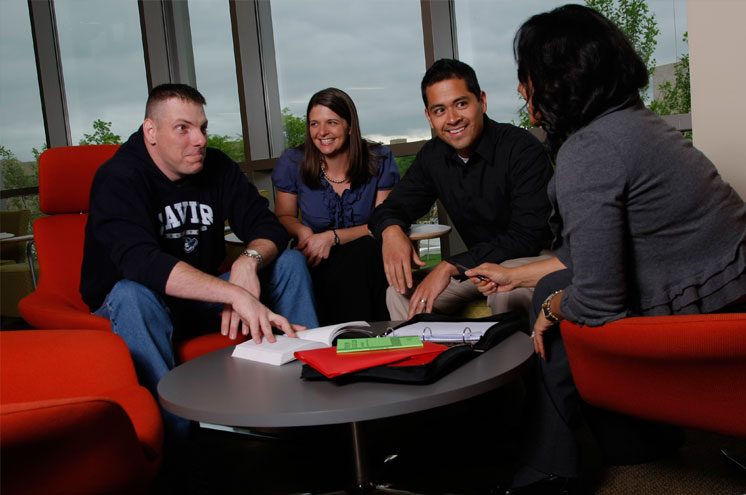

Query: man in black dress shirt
[369,59,553,319]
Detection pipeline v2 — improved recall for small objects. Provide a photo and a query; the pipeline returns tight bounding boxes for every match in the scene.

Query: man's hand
[220,287,305,343]
[407,261,458,319]
[382,225,425,293]
[297,231,334,267]
[222,253,263,331]
[466,263,517,294]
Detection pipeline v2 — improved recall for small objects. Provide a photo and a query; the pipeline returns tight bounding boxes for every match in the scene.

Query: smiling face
[424,77,487,159]
[143,97,208,181]
[308,104,350,158]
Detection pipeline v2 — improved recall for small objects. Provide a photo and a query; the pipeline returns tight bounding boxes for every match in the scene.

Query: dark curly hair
[513,4,648,154]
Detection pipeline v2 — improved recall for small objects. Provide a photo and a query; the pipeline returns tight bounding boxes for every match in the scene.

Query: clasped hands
[296,227,335,267]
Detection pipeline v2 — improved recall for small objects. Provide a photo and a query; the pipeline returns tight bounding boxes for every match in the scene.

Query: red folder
[294,341,448,378]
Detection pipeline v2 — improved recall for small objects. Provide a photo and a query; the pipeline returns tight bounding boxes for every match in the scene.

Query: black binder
[300,311,528,384]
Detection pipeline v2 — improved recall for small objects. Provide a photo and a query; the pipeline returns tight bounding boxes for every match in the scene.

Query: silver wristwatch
[240,249,263,269]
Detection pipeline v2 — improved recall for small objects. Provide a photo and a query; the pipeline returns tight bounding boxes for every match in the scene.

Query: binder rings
[300,311,527,384]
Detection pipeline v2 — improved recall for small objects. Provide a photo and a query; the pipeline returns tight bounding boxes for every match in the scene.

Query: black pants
[310,235,390,326]
[520,269,683,478]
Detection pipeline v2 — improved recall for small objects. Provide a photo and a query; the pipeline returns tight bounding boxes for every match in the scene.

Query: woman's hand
[466,263,518,293]
[531,313,555,360]
[532,290,564,360]
[297,231,334,267]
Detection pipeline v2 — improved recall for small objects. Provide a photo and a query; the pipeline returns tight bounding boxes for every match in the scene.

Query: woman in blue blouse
[272,88,400,325]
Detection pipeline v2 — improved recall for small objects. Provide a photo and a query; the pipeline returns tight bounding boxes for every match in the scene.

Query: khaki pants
[386,251,554,320]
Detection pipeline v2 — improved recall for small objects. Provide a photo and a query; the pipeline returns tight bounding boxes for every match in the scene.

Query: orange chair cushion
[1,398,157,494]
[561,313,746,437]
[38,144,119,214]
[18,213,111,330]
[175,332,249,362]
[0,330,163,455]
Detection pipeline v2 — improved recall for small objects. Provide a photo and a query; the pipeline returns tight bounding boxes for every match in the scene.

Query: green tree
[207,134,245,164]
[649,33,691,139]
[393,154,415,179]
[586,0,660,87]
[1,145,40,215]
[78,119,121,145]
[515,0,661,128]
[282,107,306,149]
[649,33,690,116]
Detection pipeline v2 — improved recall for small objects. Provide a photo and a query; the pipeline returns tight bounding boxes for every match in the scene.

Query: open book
[231,321,372,365]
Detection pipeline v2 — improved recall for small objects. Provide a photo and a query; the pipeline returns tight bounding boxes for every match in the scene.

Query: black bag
[300,311,528,384]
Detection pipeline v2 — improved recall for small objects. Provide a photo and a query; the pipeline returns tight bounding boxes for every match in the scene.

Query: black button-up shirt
[370,115,553,268]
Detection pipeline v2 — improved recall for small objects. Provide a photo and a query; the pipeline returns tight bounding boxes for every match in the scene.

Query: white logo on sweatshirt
[157,202,214,249]
[184,237,198,253]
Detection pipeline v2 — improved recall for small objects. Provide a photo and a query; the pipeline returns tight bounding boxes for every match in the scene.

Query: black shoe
[497,475,579,495]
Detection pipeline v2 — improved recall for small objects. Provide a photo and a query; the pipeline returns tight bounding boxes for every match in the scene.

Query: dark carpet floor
[150,382,746,494]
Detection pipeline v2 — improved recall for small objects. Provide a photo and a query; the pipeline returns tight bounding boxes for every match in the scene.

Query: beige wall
[688,0,746,198]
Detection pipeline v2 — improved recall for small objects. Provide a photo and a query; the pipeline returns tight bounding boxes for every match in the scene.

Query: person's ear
[479,91,487,113]
[424,108,434,129]
[143,118,156,146]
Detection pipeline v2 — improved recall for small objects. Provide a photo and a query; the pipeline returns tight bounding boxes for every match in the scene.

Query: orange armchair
[561,313,746,438]
[0,330,164,494]
[17,145,246,361]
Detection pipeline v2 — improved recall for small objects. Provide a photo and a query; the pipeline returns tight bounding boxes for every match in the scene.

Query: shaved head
[145,83,206,122]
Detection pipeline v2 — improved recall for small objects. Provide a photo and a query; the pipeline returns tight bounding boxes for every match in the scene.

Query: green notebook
[336,336,423,353]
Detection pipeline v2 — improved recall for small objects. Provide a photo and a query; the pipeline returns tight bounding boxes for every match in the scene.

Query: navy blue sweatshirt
[80,127,289,312]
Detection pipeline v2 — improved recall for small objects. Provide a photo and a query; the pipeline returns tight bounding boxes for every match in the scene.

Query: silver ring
[530,331,536,339]
[420,299,427,305]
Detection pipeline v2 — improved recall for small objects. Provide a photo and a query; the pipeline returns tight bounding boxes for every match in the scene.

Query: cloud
[1,0,688,163]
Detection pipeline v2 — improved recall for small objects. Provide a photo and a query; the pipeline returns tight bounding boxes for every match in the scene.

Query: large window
[270,0,431,149]
[189,0,244,163]
[456,0,688,125]
[0,1,45,212]
[455,1,559,126]
[54,0,147,145]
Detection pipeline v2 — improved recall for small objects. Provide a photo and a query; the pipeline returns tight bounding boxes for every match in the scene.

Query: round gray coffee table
[158,323,533,493]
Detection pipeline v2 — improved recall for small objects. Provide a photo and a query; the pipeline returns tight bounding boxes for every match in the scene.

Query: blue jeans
[94,249,317,438]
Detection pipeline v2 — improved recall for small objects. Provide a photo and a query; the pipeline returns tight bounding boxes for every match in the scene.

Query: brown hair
[300,88,380,189]
[145,83,206,119]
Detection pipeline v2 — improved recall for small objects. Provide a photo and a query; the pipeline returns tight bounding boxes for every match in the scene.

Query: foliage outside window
[516,0,689,131]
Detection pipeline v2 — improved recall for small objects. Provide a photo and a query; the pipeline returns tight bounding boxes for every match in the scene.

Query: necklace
[321,166,347,184]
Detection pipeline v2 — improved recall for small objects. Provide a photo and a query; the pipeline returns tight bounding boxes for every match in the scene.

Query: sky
[1,0,688,162]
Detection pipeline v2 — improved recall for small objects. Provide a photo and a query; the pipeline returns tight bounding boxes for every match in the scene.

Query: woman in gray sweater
[468,5,746,494]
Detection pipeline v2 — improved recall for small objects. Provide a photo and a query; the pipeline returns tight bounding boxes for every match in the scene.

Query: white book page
[231,320,371,365]
[296,320,370,345]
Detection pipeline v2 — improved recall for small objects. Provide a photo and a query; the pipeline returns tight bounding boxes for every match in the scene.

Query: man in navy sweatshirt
[80,84,318,437]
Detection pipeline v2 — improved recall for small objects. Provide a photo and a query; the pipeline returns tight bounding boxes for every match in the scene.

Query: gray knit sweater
[550,103,746,326]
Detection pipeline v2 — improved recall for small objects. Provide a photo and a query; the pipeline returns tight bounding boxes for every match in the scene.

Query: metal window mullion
[230,0,283,176]
[420,0,458,68]
[139,0,196,89]
[28,0,70,148]
[419,0,460,258]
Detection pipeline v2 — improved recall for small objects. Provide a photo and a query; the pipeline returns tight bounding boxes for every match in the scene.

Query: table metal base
[317,422,428,495]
